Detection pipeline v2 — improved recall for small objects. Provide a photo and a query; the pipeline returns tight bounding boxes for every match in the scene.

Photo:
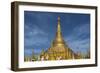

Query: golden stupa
[40,17,81,60]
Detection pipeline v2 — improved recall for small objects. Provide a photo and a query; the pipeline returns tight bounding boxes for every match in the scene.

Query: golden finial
[58,16,60,21]
[57,16,61,32]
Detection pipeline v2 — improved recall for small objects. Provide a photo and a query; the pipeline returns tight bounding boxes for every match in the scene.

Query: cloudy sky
[24,11,90,56]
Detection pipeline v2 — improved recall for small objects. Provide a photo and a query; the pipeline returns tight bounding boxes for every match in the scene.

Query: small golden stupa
[40,17,81,60]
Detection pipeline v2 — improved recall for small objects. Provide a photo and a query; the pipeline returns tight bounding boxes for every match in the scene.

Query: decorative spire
[56,16,62,39]
[52,17,66,47]
[57,17,61,32]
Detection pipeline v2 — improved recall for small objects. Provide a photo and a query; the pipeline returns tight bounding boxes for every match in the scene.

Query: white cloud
[25,24,48,36]
[25,36,49,46]
[63,23,90,54]
[64,36,90,54]
[24,24,49,47]
[73,23,90,36]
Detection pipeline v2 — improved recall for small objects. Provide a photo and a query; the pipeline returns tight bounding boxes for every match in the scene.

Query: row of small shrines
[24,50,89,62]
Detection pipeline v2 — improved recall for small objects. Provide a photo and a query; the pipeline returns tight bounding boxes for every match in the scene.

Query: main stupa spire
[39,17,81,60]
[52,17,66,47]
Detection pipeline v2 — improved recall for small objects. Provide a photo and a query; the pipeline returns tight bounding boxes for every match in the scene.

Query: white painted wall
[0,0,99,73]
